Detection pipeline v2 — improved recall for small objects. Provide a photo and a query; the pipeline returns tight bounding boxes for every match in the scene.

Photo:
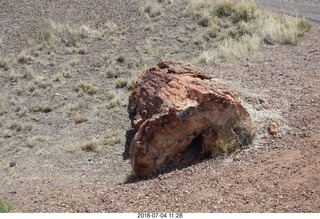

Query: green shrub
[0,200,12,213]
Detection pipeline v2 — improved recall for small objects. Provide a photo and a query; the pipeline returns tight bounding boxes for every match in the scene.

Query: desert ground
[0,0,319,212]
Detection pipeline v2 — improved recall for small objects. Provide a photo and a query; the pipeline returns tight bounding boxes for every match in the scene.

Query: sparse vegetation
[8,122,32,133]
[100,130,122,146]
[75,81,98,95]
[0,200,12,213]
[233,118,257,147]
[115,78,128,88]
[106,91,122,109]
[211,118,257,157]
[17,51,33,64]
[81,140,100,152]
[62,66,75,78]
[2,129,13,138]
[31,103,53,113]
[143,3,162,18]
[26,136,49,148]
[186,0,311,64]
[211,137,238,157]
[73,112,88,124]
[36,20,101,49]
[126,76,138,90]
[0,57,11,70]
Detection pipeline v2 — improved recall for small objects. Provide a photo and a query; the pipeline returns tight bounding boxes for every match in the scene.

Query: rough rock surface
[127,61,252,178]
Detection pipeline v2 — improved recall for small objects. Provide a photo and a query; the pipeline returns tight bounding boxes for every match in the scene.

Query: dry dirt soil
[0,0,319,213]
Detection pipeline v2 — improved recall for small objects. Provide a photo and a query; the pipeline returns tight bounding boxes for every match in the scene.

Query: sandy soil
[0,0,319,212]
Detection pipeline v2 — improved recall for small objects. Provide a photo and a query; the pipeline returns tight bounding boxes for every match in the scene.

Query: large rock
[125,60,254,178]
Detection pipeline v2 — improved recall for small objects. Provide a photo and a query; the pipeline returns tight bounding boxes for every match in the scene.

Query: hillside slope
[0,0,319,212]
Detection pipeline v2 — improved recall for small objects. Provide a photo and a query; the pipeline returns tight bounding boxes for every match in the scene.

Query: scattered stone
[268,122,281,137]
[9,162,16,167]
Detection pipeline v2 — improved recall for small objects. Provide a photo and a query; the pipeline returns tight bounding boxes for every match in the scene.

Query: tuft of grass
[106,91,121,109]
[77,47,87,54]
[233,118,257,147]
[2,130,13,138]
[215,0,257,23]
[143,3,162,18]
[17,51,33,64]
[22,67,36,80]
[211,118,257,157]
[0,57,11,70]
[8,70,20,82]
[8,122,32,133]
[103,21,118,33]
[75,81,98,95]
[31,103,53,113]
[115,78,128,89]
[65,144,78,153]
[100,130,122,146]
[26,136,49,148]
[297,18,311,34]
[33,75,53,89]
[65,102,84,112]
[126,76,138,91]
[211,137,238,157]
[62,66,75,78]
[81,140,100,152]
[73,112,88,124]
[0,200,12,213]
[68,58,81,67]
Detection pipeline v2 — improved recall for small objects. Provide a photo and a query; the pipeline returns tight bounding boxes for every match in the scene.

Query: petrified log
[126,60,253,178]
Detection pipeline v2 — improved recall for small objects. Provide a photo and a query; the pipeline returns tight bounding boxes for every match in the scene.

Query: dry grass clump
[26,136,50,148]
[211,118,257,157]
[143,3,162,18]
[75,81,98,95]
[62,66,75,79]
[186,0,311,65]
[8,122,32,133]
[1,130,13,139]
[31,103,53,113]
[233,117,257,147]
[73,112,88,124]
[36,20,101,49]
[106,91,122,109]
[126,76,138,90]
[81,140,100,152]
[100,130,122,146]
[115,78,128,89]
[17,51,34,64]
[211,137,238,157]
[0,57,11,70]
[32,75,53,90]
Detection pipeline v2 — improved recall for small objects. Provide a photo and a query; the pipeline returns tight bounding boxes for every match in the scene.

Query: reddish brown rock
[126,60,254,178]
[268,122,281,137]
